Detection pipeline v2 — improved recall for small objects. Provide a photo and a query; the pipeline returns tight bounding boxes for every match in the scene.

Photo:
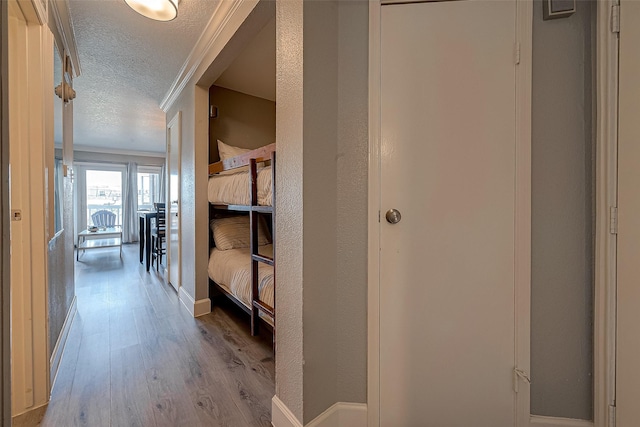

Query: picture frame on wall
[543,0,576,20]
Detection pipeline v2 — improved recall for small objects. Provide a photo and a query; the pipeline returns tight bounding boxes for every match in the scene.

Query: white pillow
[218,139,250,161]
[210,216,271,250]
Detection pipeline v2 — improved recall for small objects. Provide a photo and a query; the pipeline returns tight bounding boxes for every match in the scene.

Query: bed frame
[208,143,276,337]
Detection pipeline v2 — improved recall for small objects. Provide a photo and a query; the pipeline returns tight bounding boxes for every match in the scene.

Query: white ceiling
[67,0,220,155]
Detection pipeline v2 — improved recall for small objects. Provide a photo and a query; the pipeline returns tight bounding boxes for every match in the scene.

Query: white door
[616,2,640,424]
[379,1,518,425]
[167,113,181,293]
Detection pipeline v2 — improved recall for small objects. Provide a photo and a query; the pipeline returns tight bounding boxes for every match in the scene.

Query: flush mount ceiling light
[124,0,178,21]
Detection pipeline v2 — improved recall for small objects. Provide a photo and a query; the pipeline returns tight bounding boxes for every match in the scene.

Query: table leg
[139,215,144,263]
[145,217,152,272]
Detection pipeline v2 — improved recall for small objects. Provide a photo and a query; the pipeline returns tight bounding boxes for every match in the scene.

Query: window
[138,166,162,210]
[86,169,123,226]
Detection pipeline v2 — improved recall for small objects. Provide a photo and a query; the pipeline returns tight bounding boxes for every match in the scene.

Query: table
[138,210,157,272]
[77,227,123,261]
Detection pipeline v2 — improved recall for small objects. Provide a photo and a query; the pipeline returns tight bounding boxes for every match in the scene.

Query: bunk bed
[207,143,276,336]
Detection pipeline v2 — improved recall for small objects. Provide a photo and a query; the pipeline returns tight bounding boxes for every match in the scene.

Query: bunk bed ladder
[250,153,276,339]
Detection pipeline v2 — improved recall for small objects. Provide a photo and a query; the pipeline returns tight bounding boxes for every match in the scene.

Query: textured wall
[335,0,368,404]
[47,170,75,358]
[275,1,369,423]
[275,0,305,421]
[302,1,339,422]
[208,85,276,163]
[531,0,595,419]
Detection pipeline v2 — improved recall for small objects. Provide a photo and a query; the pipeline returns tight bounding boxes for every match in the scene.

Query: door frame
[594,1,618,426]
[166,111,181,292]
[367,0,533,425]
[0,0,10,423]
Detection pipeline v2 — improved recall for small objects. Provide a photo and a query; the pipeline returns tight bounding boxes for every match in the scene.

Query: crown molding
[160,0,258,112]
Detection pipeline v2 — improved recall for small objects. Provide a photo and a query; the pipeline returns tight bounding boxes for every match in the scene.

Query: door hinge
[513,367,530,393]
[514,42,521,65]
[609,404,616,427]
[610,206,618,234]
[611,3,620,34]
[378,210,381,223]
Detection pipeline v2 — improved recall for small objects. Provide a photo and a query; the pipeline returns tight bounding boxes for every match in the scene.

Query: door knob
[385,209,402,224]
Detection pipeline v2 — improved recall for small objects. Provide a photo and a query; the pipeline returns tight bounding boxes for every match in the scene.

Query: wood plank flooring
[22,244,274,427]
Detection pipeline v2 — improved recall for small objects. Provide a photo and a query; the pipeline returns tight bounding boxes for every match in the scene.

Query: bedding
[210,216,271,250]
[208,244,274,325]
[207,165,273,206]
[218,139,250,160]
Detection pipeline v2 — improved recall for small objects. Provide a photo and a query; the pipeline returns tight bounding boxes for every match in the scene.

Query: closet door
[379,1,518,425]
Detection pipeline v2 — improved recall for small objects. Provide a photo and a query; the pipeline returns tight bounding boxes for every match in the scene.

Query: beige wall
[274,0,304,420]
[208,85,276,163]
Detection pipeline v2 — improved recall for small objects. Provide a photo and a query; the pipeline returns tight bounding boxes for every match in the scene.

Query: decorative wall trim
[178,287,211,318]
[159,0,255,112]
[271,396,367,427]
[530,415,594,427]
[193,298,211,317]
[306,402,367,427]
[49,296,76,391]
[272,395,302,427]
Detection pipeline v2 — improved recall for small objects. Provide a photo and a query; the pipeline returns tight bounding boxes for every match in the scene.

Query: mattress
[208,244,274,325]
[207,166,272,206]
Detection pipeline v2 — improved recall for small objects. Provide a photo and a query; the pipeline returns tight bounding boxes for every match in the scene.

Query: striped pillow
[210,216,271,250]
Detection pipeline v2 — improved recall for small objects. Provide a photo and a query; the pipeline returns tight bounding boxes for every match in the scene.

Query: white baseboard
[530,415,594,427]
[271,396,367,427]
[178,287,211,317]
[272,396,302,427]
[49,296,77,390]
[306,402,367,427]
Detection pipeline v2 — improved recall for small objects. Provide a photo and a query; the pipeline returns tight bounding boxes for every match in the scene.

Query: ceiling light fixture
[124,0,178,21]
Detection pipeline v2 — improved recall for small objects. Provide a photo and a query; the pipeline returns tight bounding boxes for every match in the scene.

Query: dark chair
[151,203,166,270]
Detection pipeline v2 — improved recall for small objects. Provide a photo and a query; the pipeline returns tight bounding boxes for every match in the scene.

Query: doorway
[167,112,181,294]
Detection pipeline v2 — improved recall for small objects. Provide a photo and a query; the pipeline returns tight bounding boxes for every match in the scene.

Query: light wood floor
[20,244,274,427]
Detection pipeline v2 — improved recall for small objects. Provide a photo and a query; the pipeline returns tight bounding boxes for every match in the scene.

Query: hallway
[24,244,274,426]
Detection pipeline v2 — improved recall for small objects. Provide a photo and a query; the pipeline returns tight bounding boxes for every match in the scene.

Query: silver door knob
[385,209,402,224]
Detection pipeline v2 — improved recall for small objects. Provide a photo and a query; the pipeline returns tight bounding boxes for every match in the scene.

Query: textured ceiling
[68,0,219,154]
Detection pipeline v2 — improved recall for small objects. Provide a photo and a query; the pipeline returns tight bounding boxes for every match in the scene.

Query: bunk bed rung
[252,205,273,213]
[212,204,251,212]
[253,300,274,317]
[252,254,274,266]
